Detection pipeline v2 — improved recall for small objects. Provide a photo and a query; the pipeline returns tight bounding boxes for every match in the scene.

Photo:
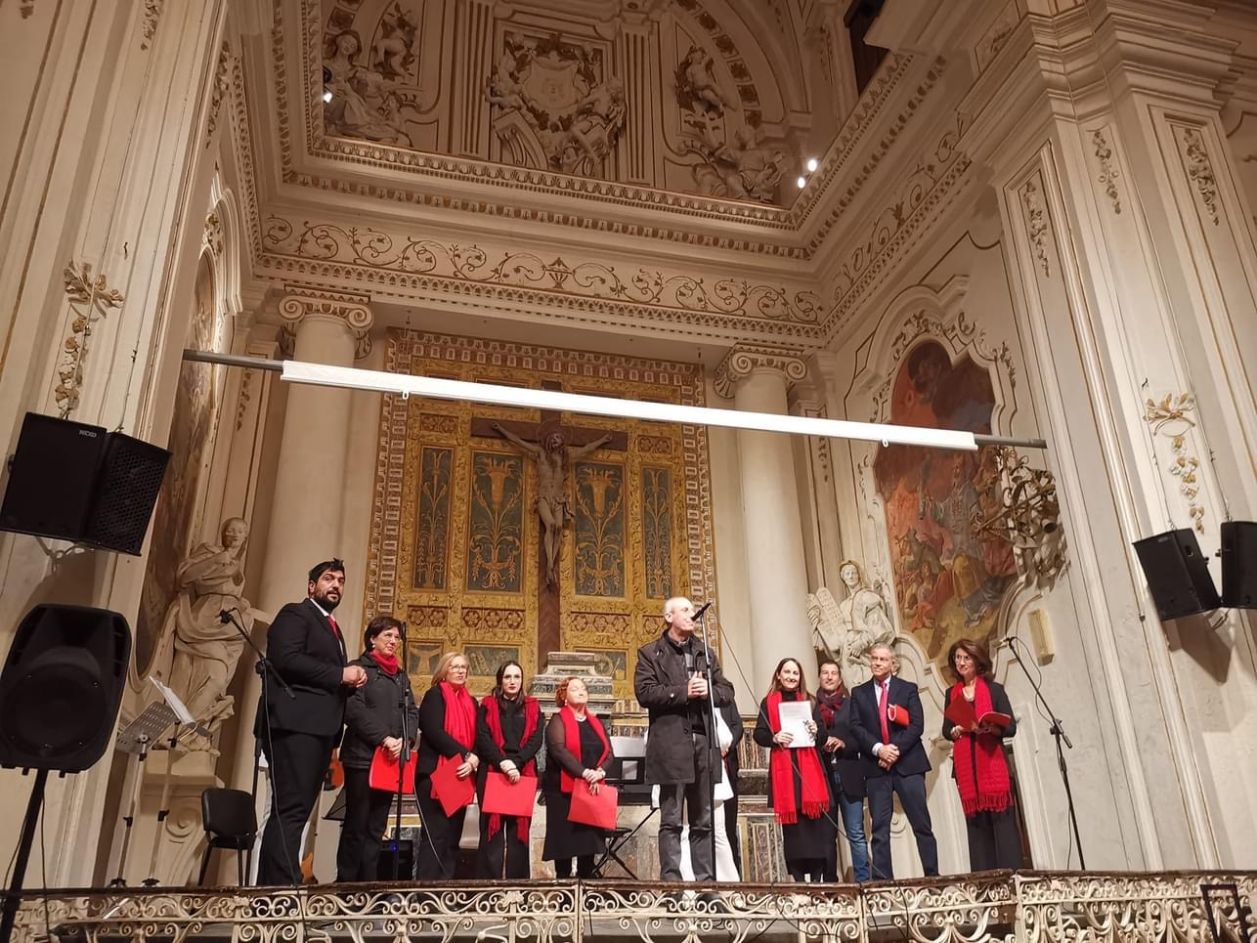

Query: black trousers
[415,774,468,879]
[966,807,1021,871]
[336,766,395,882]
[724,791,742,878]
[657,734,715,881]
[866,772,938,880]
[257,729,336,886]
[554,856,596,878]
[478,814,531,879]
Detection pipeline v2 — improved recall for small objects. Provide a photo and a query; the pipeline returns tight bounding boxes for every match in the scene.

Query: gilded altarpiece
[364,330,718,702]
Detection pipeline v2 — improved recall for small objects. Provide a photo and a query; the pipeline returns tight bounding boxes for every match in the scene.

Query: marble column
[230,288,373,795]
[715,345,813,688]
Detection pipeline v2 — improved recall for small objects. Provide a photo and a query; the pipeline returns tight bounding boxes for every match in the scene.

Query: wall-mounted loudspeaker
[0,605,131,772]
[1132,529,1221,621]
[0,412,169,555]
[1220,521,1257,609]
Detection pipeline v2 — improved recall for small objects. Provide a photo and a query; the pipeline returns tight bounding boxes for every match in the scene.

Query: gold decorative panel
[365,330,717,701]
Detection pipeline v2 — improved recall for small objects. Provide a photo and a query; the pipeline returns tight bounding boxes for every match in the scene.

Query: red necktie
[878,680,890,743]
[327,615,341,639]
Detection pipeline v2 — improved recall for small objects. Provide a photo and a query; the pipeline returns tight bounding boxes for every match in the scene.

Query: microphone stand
[219,608,294,885]
[1003,636,1085,869]
[695,606,719,883]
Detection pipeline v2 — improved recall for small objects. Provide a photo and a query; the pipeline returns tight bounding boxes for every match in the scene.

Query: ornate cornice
[712,343,809,398]
[277,287,374,359]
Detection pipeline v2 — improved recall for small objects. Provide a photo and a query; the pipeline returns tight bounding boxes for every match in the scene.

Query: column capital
[277,287,374,359]
[713,344,809,399]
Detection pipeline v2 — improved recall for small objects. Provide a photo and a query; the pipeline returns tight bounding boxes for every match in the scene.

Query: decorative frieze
[712,343,809,398]
[277,287,374,360]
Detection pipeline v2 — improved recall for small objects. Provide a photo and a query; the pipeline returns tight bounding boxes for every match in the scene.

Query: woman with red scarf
[753,657,834,882]
[475,660,543,878]
[541,677,613,878]
[336,616,419,881]
[415,652,479,879]
[942,638,1021,871]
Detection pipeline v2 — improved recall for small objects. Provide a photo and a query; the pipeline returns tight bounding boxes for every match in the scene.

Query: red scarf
[815,687,846,729]
[368,651,399,676]
[950,677,1012,816]
[765,691,830,825]
[558,705,609,794]
[433,681,478,793]
[481,693,540,843]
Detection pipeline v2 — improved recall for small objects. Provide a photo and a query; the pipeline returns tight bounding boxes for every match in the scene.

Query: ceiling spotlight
[322,89,333,103]
[806,157,819,172]
[796,176,807,189]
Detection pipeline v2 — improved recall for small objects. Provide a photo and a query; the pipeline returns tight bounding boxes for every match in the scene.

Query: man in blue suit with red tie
[848,642,938,880]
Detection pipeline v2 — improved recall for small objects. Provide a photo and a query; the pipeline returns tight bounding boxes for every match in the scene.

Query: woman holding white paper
[475,660,543,879]
[941,638,1020,871]
[753,658,835,882]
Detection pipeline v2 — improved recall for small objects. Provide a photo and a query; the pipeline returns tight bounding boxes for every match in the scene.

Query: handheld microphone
[693,601,713,620]
[218,608,238,624]
[994,635,1017,650]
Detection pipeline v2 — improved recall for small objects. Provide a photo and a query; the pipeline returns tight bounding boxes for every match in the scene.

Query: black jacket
[817,695,866,800]
[340,655,419,770]
[474,694,544,795]
[941,678,1017,779]
[634,630,735,785]
[415,685,476,777]
[848,675,932,778]
[258,599,348,738]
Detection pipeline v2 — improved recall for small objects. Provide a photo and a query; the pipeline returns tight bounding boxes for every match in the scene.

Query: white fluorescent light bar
[281,360,978,451]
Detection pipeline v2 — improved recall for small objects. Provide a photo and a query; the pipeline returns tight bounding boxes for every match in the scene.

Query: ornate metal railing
[11,870,1255,943]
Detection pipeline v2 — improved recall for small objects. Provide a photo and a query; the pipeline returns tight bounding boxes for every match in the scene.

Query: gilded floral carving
[1020,177,1051,277]
[1144,393,1205,533]
[56,261,126,417]
[1091,129,1121,214]
[1178,126,1220,226]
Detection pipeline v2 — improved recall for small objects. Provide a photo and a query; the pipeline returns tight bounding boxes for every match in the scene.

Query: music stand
[140,678,202,885]
[593,735,656,879]
[111,700,180,886]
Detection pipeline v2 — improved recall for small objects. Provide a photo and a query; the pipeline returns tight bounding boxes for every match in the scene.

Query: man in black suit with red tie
[256,559,367,886]
[848,642,938,880]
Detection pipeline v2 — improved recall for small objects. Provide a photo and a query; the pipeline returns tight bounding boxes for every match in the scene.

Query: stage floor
[12,870,1257,943]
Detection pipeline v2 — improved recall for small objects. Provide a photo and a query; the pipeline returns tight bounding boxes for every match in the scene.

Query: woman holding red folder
[941,638,1021,871]
[475,660,543,878]
[414,652,479,879]
[541,677,613,878]
[336,616,418,882]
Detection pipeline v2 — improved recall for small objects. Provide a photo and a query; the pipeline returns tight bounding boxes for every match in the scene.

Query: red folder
[482,772,537,817]
[886,703,909,726]
[430,756,476,816]
[567,781,618,830]
[944,698,1011,731]
[368,745,417,792]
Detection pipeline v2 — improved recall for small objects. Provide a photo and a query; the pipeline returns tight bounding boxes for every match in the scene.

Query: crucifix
[470,380,629,661]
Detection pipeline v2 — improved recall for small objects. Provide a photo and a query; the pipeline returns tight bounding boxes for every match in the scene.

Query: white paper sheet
[777,701,815,748]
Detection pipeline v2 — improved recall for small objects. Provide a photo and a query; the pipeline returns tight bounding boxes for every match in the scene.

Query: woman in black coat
[414,651,479,879]
[541,676,613,878]
[475,660,543,879]
[941,638,1020,871]
[336,616,419,882]
[753,657,834,883]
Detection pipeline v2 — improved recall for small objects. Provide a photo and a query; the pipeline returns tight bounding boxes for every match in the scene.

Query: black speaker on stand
[0,605,132,943]
[1132,529,1221,621]
[1,412,169,554]
[1220,521,1257,609]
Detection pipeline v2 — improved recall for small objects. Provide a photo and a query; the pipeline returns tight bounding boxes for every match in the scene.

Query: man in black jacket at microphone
[634,596,735,882]
[255,559,367,886]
